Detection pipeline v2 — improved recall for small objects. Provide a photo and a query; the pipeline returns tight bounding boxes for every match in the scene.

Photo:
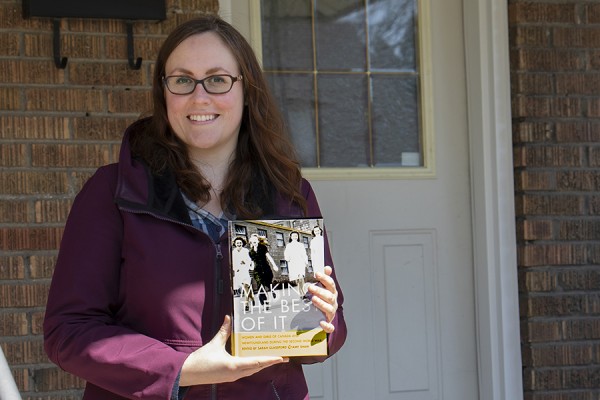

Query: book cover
[228,217,328,357]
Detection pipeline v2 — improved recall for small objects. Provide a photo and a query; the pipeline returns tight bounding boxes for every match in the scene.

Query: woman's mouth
[188,114,217,122]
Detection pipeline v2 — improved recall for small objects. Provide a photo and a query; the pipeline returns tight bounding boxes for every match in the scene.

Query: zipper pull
[215,242,223,259]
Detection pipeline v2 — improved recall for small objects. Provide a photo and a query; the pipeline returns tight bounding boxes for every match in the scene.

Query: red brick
[31,144,111,168]
[562,319,600,340]
[509,3,577,24]
[514,146,584,168]
[0,200,29,223]
[518,243,588,267]
[0,171,69,195]
[556,121,600,142]
[513,121,555,143]
[529,343,594,367]
[553,27,600,48]
[511,49,586,72]
[519,219,554,240]
[69,62,147,86]
[590,196,600,215]
[559,220,600,240]
[589,147,600,167]
[523,320,563,343]
[24,88,104,112]
[523,269,558,292]
[0,312,28,336]
[0,283,50,307]
[31,311,45,335]
[0,116,69,140]
[71,116,134,141]
[32,367,86,392]
[513,97,583,118]
[29,255,58,279]
[107,88,152,114]
[526,294,599,317]
[34,199,72,224]
[557,171,600,191]
[516,170,557,191]
[0,256,25,279]
[0,227,63,251]
[509,26,551,47]
[558,268,600,291]
[588,3,600,23]
[556,73,600,95]
[0,87,22,110]
[1,339,48,364]
[520,195,584,215]
[0,143,28,167]
[0,31,19,56]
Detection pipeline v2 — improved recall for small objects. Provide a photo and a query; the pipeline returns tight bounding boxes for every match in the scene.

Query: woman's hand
[180,316,287,387]
[308,266,338,333]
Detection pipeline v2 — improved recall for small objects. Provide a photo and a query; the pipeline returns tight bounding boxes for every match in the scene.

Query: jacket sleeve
[296,179,348,364]
[43,165,189,399]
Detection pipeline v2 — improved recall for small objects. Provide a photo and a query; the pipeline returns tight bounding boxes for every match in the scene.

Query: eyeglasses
[163,74,243,95]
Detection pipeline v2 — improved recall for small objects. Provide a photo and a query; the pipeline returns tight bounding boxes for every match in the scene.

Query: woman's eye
[208,76,227,84]
[175,77,193,85]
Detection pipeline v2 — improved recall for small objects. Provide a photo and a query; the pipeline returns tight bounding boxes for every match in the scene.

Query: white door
[221,0,522,398]
[303,1,479,399]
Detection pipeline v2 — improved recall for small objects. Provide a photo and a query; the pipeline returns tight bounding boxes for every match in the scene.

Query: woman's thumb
[214,315,232,345]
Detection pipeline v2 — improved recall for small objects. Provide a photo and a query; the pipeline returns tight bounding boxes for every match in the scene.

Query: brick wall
[0,0,217,397]
[509,1,600,399]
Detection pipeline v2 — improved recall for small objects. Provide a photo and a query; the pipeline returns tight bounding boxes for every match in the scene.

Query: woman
[310,225,325,276]
[284,231,309,297]
[43,15,346,400]
[248,233,278,307]
[231,236,254,309]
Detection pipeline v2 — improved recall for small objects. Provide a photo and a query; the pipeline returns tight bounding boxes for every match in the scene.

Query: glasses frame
[162,74,243,95]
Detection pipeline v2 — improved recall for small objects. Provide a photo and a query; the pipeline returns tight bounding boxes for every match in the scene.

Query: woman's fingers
[308,266,338,326]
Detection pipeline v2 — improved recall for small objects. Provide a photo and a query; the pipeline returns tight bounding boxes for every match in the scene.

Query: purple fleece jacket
[43,120,347,399]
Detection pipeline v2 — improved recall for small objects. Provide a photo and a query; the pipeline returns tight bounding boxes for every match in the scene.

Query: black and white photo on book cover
[228,217,327,357]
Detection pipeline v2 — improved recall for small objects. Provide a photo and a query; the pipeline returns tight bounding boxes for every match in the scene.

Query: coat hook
[126,21,142,70]
[53,19,67,69]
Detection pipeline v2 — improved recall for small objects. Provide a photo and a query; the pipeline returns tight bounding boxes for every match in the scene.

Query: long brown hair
[131,15,306,218]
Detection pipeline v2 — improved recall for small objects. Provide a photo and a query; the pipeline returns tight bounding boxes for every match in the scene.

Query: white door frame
[463,0,524,399]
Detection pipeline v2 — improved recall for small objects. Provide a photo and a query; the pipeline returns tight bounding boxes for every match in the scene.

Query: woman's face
[164,32,244,161]
[291,232,299,241]
[249,236,258,247]
[313,227,322,236]
[234,239,244,248]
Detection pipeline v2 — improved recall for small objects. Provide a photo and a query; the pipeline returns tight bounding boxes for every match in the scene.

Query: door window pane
[369,0,416,71]
[261,0,313,70]
[318,74,369,167]
[266,73,317,167]
[315,0,366,71]
[371,74,420,166]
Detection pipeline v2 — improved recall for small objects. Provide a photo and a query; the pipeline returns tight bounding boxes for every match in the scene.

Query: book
[228,217,328,357]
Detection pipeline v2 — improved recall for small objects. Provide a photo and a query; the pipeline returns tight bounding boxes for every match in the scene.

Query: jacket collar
[114,118,191,224]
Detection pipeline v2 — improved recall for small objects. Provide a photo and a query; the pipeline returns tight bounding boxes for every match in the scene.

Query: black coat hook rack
[23,0,166,70]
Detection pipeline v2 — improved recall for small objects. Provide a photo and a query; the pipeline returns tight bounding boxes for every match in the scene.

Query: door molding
[463,0,524,399]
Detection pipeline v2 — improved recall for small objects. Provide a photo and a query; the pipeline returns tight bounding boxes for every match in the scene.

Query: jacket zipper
[211,241,224,400]
[270,381,281,400]
[119,206,226,400]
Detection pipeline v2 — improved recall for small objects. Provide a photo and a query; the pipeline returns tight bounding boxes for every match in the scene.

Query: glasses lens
[165,76,196,94]
[204,75,234,94]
